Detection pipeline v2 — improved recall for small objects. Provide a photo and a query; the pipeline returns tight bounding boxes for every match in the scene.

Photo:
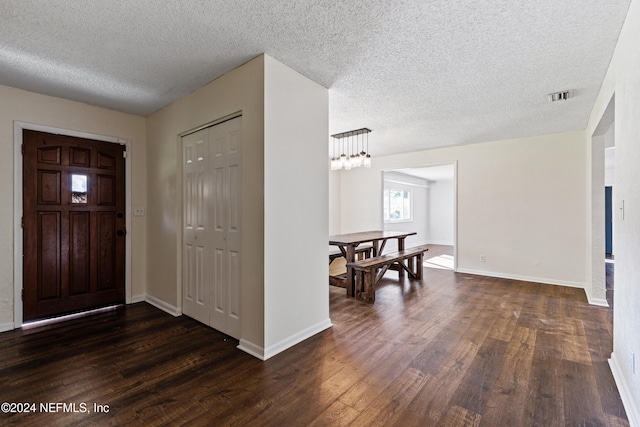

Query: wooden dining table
[329,230,417,297]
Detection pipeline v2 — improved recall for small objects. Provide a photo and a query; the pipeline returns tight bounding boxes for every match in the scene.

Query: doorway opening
[382,162,457,272]
[590,95,615,306]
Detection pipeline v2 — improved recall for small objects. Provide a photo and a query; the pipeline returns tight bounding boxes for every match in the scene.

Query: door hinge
[21,144,24,155]
[123,151,127,159]
[21,217,24,228]
[21,289,24,301]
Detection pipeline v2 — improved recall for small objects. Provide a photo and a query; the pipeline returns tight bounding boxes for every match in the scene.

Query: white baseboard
[457,268,608,307]
[456,268,586,290]
[144,294,181,317]
[426,240,454,246]
[584,287,609,307]
[0,322,15,333]
[237,339,266,360]
[609,352,640,427]
[264,318,333,360]
[238,318,333,361]
[130,294,146,304]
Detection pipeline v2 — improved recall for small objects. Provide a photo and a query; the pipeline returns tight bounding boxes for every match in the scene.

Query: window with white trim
[383,189,412,222]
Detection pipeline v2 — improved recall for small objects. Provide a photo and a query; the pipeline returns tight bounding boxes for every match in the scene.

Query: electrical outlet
[480,255,486,262]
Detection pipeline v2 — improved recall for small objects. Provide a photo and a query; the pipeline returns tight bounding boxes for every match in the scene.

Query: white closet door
[210,117,242,339]
[182,129,210,325]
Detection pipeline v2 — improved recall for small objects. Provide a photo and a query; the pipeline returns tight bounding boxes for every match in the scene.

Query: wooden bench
[329,245,373,263]
[329,245,374,288]
[347,244,430,303]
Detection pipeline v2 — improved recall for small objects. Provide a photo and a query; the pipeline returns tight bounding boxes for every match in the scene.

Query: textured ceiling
[0,0,631,156]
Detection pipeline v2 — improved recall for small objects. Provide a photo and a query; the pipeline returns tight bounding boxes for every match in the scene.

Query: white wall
[0,85,147,332]
[428,178,455,245]
[329,166,341,235]
[604,122,616,187]
[588,0,640,423]
[145,56,266,349]
[589,132,608,305]
[604,147,616,187]
[145,54,330,360]
[263,55,330,358]
[335,131,587,288]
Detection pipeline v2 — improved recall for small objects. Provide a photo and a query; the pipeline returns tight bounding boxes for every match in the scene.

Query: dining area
[328,230,429,303]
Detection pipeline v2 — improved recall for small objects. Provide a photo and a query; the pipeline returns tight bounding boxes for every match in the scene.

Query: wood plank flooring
[0,249,628,426]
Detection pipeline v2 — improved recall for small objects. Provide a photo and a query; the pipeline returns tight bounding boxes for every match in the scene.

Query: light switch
[133,206,145,217]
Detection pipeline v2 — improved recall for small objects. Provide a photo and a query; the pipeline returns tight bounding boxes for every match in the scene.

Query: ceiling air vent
[548,90,571,102]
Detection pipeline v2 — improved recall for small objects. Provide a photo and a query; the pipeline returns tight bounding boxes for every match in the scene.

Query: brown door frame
[13,121,132,327]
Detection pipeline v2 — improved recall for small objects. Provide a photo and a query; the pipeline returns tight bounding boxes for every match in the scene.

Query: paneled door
[182,116,242,339]
[209,118,242,339]
[182,129,210,325]
[23,130,126,321]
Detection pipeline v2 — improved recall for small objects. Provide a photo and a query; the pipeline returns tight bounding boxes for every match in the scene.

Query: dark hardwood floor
[0,249,627,426]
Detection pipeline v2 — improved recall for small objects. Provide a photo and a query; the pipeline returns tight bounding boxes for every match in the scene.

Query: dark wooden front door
[23,130,126,321]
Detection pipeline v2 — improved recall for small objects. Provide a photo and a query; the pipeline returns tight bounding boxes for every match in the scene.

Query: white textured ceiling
[0,0,631,156]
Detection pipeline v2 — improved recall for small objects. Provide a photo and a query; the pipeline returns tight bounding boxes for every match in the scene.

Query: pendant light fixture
[330,128,372,171]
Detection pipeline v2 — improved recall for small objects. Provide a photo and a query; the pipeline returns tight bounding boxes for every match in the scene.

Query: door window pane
[71,174,88,204]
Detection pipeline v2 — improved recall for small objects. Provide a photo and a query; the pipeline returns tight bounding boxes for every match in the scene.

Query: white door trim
[13,121,133,328]
[587,94,615,307]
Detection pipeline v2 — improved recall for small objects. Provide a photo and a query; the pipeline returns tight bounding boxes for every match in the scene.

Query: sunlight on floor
[423,254,454,270]
[22,305,121,329]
